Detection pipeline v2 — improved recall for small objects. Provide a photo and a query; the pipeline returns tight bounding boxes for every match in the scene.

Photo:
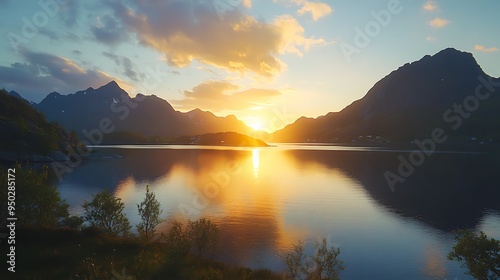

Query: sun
[247,117,264,131]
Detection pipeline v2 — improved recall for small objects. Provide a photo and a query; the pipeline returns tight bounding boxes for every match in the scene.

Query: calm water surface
[54,144,500,279]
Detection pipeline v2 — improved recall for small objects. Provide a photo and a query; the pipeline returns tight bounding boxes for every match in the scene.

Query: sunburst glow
[247,117,264,131]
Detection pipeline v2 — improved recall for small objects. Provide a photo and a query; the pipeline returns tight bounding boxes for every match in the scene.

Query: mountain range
[32,81,260,142]
[5,48,500,146]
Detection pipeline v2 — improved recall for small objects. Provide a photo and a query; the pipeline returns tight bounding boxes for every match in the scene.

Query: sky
[0,0,499,132]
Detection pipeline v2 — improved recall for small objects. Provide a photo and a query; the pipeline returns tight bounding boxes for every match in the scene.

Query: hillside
[0,89,78,161]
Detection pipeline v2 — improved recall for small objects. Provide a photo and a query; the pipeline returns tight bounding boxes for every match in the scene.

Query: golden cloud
[297,1,333,21]
[173,80,282,111]
[109,1,325,78]
[475,44,499,53]
[275,15,328,56]
[423,1,438,11]
[428,17,450,28]
[242,0,252,8]
[275,0,333,21]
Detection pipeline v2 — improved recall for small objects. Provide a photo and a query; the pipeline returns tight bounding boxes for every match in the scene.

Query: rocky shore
[0,150,123,163]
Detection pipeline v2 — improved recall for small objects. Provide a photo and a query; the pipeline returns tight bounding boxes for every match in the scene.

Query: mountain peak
[95,80,130,98]
[432,47,475,62]
[186,108,216,119]
[101,80,121,90]
[189,108,204,114]
[435,47,469,56]
[47,91,62,99]
[8,90,23,100]
[391,48,483,80]
[426,48,479,70]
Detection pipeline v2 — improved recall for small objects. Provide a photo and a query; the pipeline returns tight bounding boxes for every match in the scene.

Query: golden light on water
[252,148,260,178]
[114,176,137,201]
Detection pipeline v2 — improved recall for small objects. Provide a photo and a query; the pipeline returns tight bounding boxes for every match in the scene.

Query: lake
[54,144,500,279]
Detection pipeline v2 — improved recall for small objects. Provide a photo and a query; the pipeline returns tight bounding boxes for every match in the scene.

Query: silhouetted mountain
[8,90,23,100]
[172,132,269,147]
[273,48,500,144]
[35,81,257,141]
[184,108,257,136]
[0,89,78,160]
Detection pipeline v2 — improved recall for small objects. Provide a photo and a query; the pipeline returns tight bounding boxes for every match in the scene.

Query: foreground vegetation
[10,226,283,279]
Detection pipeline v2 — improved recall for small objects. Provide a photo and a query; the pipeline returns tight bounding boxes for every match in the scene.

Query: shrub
[166,220,192,259]
[188,218,219,258]
[82,191,131,237]
[281,238,344,280]
[62,215,85,229]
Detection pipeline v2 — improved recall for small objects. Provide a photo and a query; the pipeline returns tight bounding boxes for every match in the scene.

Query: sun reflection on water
[252,148,260,178]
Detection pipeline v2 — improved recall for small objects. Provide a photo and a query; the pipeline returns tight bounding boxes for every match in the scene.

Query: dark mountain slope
[0,89,78,158]
[273,48,500,144]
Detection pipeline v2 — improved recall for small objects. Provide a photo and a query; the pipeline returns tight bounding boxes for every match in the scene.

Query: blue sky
[1,0,499,131]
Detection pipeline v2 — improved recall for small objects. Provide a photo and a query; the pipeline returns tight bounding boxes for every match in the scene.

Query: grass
[2,226,283,280]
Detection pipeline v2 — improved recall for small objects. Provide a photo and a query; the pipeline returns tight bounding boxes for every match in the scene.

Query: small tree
[137,186,163,241]
[282,240,306,279]
[281,238,344,280]
[187,218,219,258]
[82,191,131,237]
[166,221,192,258]
[448,230,500,280]
[62,215,85,229]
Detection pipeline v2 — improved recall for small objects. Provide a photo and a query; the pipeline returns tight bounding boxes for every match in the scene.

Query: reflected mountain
[284,149,500,231]
[50,148,250,189]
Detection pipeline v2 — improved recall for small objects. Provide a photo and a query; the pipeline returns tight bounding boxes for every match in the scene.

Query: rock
[49,151,69,161]
[0,150,19,162]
